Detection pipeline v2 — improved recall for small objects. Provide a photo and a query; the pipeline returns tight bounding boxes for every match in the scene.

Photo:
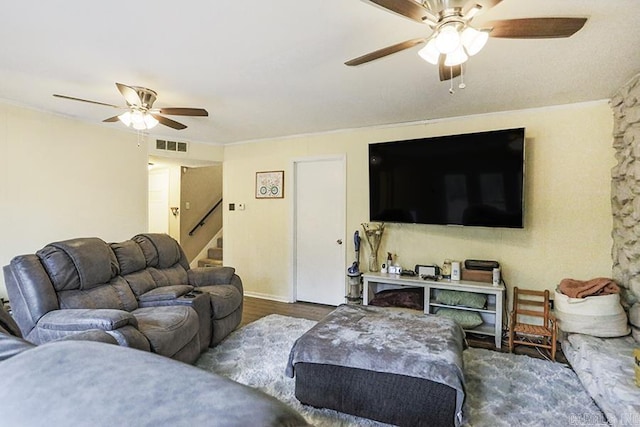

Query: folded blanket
[559,277,620,298]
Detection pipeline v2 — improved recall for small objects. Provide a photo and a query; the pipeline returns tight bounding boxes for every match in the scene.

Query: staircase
[197,237,223,267]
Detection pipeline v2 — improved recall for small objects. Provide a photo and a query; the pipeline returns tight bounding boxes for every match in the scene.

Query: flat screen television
[369,127,525,228]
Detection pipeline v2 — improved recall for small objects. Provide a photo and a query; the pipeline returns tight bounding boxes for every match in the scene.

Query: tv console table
[362,272,506,349]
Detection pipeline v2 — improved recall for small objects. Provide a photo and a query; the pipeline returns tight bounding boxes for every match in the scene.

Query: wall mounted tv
[369,127,525,228]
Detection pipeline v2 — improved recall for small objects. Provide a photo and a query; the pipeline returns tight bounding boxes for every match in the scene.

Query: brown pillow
[369,288,424,311]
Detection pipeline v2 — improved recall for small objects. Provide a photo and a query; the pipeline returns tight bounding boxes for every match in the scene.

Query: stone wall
[611,72,640,307]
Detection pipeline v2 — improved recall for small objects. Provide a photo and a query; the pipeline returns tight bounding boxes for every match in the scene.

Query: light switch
[238,203,245,211]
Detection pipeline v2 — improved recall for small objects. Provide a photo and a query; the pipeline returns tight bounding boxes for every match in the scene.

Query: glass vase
[369,253,379,272]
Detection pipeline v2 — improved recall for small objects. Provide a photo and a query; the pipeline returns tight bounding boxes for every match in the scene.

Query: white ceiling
[1,0,639,145]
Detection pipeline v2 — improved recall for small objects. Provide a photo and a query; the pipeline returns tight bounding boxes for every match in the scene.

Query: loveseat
[3,233,243,364]
[0,304,308,427]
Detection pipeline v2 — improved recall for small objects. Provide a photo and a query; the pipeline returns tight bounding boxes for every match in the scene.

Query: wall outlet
[548,299,554,310]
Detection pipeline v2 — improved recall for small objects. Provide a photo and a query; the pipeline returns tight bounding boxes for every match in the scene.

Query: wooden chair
[508,287,557,361]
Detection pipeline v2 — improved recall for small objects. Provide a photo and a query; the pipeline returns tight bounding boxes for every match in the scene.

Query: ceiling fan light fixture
[418,38,440,65]
[444,45,468,66]
[435,25,461,54]
[461,27,489,56]
[118,111,132,127]
[118,110,158,130]
[143,114,159,129]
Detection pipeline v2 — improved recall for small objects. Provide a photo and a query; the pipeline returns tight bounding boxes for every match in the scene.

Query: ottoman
[286,304,466,426]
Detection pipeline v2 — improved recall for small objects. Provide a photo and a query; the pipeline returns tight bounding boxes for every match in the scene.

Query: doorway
[293,156,346,306]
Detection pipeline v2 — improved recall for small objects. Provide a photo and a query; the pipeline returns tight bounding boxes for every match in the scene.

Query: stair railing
[189,198,223,236]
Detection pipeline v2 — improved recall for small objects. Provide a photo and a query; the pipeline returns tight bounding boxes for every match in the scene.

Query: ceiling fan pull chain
[459,64,466,89]
[136,129,146,148]
[449,67,455,94]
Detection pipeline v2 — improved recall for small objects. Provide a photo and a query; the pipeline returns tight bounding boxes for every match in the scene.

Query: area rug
[196,314,607,426]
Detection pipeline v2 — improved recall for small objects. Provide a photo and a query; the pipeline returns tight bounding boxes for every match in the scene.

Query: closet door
[294,156,346,306]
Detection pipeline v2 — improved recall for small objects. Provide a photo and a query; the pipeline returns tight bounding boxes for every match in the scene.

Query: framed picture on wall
[256,170,284,199]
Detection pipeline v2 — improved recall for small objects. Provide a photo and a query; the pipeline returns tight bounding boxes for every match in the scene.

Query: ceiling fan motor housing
[131,87,157,110]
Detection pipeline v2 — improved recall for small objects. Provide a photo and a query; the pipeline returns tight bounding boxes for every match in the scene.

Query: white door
[148,168,169,233]
[294,157,346,306]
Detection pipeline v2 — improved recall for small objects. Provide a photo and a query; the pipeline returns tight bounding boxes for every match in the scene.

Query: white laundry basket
[554,290,630,337]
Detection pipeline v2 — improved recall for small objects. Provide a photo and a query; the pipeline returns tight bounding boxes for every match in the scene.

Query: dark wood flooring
[241,296,334,327]
[241,296,566,363]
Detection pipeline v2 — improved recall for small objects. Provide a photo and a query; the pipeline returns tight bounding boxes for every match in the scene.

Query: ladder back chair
[508,287,557,361]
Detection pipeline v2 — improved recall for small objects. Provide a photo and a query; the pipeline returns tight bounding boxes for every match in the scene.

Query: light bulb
[118,111,132,127]
[130,110,145,126]
[143,113,159,129]
[444,45,468,66]
[435,25,460,54]
[418,39,440,65]
[461,27,489,56]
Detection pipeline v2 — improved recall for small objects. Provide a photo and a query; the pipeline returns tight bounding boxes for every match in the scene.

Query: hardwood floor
[240,296,335,327]
[240,296,566,362]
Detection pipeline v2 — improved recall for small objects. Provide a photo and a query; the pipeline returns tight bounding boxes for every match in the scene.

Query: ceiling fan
[53,82,208,130]
[346,0,587,82]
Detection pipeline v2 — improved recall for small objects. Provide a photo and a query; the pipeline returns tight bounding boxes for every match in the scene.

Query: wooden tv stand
[362,272,506,348]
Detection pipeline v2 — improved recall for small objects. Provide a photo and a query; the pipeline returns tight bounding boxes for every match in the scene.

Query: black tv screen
[369,128,525,228]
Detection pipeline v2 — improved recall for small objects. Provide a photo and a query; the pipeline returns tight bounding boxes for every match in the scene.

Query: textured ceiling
[1,0,638,144]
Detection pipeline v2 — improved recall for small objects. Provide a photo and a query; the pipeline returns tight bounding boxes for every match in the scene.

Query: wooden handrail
[188,198,223,236]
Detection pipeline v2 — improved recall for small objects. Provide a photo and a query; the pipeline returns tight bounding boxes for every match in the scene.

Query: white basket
[554,290,630,337]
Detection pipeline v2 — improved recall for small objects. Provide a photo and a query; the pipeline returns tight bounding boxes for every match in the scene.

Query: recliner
[3,233,243,364]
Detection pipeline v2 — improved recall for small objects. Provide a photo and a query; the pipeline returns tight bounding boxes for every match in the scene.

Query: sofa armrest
[55,330,119,345]
[188,267,236,286]
[38,309,137,332]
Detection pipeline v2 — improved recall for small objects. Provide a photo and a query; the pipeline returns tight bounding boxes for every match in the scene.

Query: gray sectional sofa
[3,233,243,364]
[0,304,309,426]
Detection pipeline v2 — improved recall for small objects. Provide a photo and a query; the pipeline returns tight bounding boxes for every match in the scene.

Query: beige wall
[0,102,148,298]
[223,101,614,302]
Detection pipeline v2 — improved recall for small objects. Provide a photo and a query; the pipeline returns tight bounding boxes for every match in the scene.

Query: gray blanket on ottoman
[286,304,466,425]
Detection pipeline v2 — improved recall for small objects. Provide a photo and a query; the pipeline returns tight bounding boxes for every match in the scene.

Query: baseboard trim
[244,291,293,303]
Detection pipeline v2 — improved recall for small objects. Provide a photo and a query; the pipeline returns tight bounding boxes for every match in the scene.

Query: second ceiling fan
[346,0,587,82]
[54,82,208,130]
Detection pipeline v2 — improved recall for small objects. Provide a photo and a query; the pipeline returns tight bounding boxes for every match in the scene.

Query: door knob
[336,239,343,245]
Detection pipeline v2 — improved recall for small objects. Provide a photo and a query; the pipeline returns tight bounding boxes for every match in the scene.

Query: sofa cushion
[148,265,189,288]
[122,269,157,297]
[132,234,183,269]
[37,238,117,291]
[58,277,138,311]
[133,306,199,357]
[110,240,146,275]
[199,285,242,319]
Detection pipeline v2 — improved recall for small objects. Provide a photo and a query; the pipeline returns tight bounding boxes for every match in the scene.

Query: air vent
[156,139,188,153]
